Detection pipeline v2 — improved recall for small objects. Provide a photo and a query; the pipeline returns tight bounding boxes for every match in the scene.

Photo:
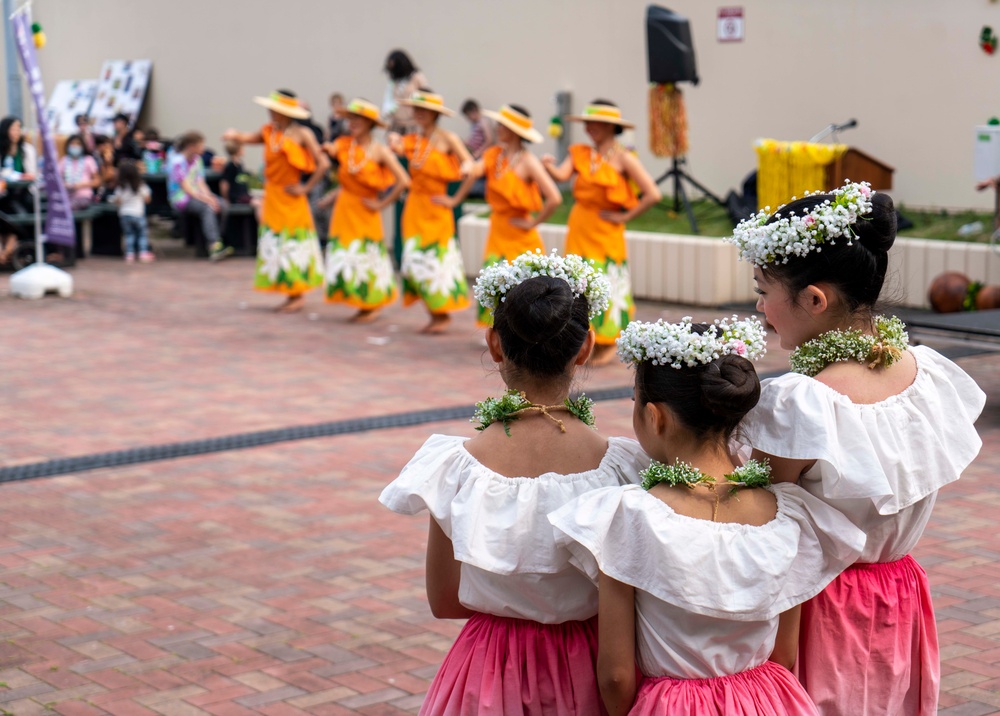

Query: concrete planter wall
[458,214,999,309]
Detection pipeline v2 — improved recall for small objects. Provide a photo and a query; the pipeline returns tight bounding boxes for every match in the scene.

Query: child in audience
[219,140,251,205]
[58,134,100,210]
[112,160,152,263]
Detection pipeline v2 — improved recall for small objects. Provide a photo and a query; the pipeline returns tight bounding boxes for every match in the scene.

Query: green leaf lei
[640,458,772,492]
[472,389,596,437]
[788,315,909,378]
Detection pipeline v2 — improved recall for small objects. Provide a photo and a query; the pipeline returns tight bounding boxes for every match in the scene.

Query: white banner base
[10,262,74,299]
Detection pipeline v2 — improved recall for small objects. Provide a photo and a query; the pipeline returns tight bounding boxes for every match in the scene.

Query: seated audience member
[219,140,251,205]
[297,102,325,145]
[94,135,118,199]
[327,93,348,143]
[112,113,142,166]
[75,114,96,153]
[0,217,19,268]
[59,134,101,210]
[461,99,496,159]
[168,130,231,261]
[0,115,36,213]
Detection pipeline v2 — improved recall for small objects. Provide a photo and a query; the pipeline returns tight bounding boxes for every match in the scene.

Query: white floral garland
[616,315,766,368]
[474,249,611,320]
[727,181,874,267]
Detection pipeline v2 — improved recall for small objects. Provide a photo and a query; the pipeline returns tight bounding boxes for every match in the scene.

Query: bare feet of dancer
[420,313,451,334]
[277,294,305,313]
[588,343,618,367]
[350,308,381,323]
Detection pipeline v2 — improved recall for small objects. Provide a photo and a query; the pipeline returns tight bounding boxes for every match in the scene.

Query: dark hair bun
[492,276,591,378]
[854,192,896,255]
[503,277,574,344]
[700,355,760,418]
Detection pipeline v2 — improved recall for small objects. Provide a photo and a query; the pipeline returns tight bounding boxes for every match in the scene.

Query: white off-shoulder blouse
[379,434,648,623]
[550,483,866,678]
[738,345,986,562]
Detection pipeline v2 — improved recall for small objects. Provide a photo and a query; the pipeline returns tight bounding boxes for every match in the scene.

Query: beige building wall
[2,0,998,210]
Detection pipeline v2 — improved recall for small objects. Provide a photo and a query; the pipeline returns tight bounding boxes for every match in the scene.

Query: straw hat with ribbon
[483,105,543,144]
[252,90,311,120]
[566,103,635,128]
[399,90,456,117]
[344,98,388,128]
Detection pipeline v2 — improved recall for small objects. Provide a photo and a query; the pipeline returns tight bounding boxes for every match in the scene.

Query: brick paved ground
[1,253,998,714]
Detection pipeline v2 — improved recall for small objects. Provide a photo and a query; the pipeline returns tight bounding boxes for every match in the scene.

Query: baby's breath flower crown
[727,180,875,267]
[616,315,766,369]
[474,250,611,320]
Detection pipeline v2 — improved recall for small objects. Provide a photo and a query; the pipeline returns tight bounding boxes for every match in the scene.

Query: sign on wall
[46,80,98,135]
[717,7,744,43]
[91,59,153,135]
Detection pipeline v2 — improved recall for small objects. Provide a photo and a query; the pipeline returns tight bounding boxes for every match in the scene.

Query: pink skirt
[630,660,817,715]
[419,612,606,716]
[797,555,939,715]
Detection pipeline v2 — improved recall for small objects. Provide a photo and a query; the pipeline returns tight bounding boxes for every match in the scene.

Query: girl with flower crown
[542,100,662,366]
[438,105,563,327]
[727,183,986,715]
[380,251,649,715]
[550,317,865,715]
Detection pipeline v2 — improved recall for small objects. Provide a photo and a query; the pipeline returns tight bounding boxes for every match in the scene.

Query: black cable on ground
[4,371,821,485]
[0,386,638,484]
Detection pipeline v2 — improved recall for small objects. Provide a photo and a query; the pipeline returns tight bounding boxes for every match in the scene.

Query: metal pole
[554,91,571,163]
[3,0,23,118]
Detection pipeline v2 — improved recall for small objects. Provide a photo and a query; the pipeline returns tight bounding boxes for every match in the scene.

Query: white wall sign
[718,7,745,43]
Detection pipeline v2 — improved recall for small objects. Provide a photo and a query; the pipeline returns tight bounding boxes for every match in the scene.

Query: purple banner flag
[11,10,75,247]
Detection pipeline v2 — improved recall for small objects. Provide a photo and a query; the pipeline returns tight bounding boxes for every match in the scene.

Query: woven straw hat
[482,105,543,144]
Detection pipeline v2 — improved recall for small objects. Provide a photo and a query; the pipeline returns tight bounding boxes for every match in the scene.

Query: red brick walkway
[1,256,997,714]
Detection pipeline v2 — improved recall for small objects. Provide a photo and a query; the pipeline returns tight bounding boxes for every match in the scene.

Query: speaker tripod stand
[654,156,724,234]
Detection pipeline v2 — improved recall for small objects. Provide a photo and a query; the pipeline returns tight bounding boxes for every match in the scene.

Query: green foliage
[641,458,772,492]
[472,390,596,436]
[789,316,909,377]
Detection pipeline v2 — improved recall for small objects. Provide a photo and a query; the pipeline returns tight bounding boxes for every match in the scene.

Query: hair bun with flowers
[727,180,875,267]
[474,249,611,320]
[617,315,766,368]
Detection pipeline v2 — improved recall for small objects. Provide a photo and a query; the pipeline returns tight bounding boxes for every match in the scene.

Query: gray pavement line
[2,384,651,483]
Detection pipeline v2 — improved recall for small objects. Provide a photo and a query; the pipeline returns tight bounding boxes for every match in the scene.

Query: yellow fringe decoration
[648,84,689,158]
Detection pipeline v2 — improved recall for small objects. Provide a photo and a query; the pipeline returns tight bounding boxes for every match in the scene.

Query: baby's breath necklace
[472,389,595,437]
[641,458,772,522]
[789,315,908,377]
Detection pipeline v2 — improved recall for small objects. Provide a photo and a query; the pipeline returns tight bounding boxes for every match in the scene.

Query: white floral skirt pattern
[254,227,323,295]
[400,236,470,313]
[324,236,398,308]
[592,258,634,345]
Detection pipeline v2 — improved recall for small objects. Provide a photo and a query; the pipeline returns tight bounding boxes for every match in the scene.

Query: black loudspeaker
[646,5,699,85]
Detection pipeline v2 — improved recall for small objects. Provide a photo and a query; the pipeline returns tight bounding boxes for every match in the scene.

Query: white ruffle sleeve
[379,434,649,574]
[549,483,866,621]
[738,345,985,515]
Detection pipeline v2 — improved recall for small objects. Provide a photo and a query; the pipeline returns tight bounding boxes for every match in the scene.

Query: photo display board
[91,59,152,135]
[45,79,98,135]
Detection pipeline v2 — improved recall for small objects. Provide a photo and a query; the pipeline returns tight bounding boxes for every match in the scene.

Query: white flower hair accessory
[474,249,611,320]
[727,180,875,267]
[616,315,766,368]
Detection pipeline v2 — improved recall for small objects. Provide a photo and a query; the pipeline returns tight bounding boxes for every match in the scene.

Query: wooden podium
[826,148,894,191]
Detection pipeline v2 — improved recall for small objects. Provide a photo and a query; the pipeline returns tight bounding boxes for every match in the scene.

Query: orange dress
[480,145,544,326]
[399,134,469,314]
[325,136,398,308]
[565,144,639,344]
[254,125,323,295]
